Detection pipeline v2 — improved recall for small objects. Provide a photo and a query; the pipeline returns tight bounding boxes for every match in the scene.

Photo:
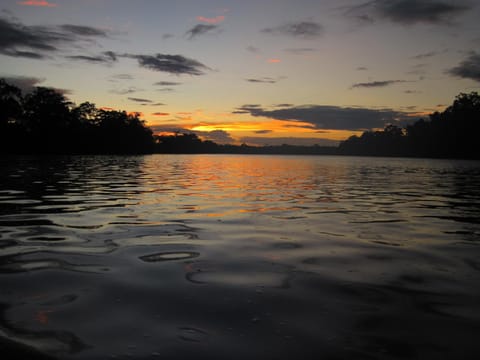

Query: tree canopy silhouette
[339,92,480,159]
[0,79,154,154]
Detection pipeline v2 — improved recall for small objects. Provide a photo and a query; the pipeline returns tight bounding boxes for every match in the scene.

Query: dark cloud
[284,48,317,55]
[411,51,438,59]
[128,97,153,103]
[356,66,368,71]
[126,54,209,75]
[152,112,170,116]
[65,51,117,64]
[59,24,108,37]
[346,0,470,25]
[185,24,218,39]
[405,90,422,94]
[1,75,45,93]
[262,21,324,39]
[154,81,182,86]
[110,86,141,95]
[195,129,235,144]
[274,103,294,108]
[351,80,407,88]
[0,16,110,59]
[150,126,235,144]
[246,77,277,84]
[246,45,260,53]
[254,130,273,134]
[448,52,480,82]
[236,104,411,131]
[241,136,339,147]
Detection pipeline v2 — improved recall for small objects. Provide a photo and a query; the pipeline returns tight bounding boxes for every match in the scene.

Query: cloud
[246,46,260,54]
[197,15,225,24]
[267,58,281,63]
[185,24,218,39]
[154,81,182,86]
[110,86,141,95]
[254,130,273,134]
[194,129,235,144]
[448,52,480,82]
[284,48,317,55]
[59,24,108,37]
[356,66,368,71]
[151,126,235,144]
[110,74,134,81]
[126,53,209,75]
[0,16,110,59]
[65,51,117,64]
[128,97,153,103]
[246,77,278,84]
[18,0,57,7]
[346,0,470,25]
[262,21,324,39]
[411,51,438,59]
[152,112,170,116]
[351,79,407,88]
[1,75,45,93]
[274,103,294,108]
[235,104,411,131]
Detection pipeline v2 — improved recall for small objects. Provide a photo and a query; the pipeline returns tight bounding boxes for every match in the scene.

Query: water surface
[1,155,480,359]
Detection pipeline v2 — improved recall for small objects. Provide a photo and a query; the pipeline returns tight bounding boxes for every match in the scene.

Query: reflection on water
[1,155,480,359]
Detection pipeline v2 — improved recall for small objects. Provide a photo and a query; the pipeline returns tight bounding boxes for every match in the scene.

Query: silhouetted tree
[0,79,155,154]
[0,80,24,152]
[340,92,480,159]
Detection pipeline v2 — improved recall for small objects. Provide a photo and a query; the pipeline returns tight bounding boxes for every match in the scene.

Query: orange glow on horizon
[267,58,281,63]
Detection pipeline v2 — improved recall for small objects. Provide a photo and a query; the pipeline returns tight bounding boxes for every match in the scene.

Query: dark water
[1,155,480,359]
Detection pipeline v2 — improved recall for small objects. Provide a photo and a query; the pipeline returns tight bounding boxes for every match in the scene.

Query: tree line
[0,79,154,154]
[338,92,480,159]
[1,78,479,158]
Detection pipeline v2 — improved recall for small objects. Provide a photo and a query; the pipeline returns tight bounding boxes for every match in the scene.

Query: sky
[1,0,480,146]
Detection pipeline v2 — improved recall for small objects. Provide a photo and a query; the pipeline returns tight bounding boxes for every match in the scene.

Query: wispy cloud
[262,21,324,39]
[351,79,407,88]
[267,58,281,63]
[65,51,117,64]
[246,46,260,54]
[128,97,153,103]
[126,53,209,75]
[18,0,57,7]
[448,52,480,82]
[411,51,438,59]
[185,24,218,40]
[152,112,170,116]
[197,15,225,24]
[284,48,317,55]
[154,81,182,86]
[346,0,470,25]
[246,77,278,84]
[0,16,109,59]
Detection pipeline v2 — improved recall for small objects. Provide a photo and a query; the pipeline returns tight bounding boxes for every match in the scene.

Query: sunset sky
[1,0,479,146]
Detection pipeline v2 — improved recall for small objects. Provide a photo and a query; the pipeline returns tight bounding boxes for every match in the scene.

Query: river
[1,154,479,359]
